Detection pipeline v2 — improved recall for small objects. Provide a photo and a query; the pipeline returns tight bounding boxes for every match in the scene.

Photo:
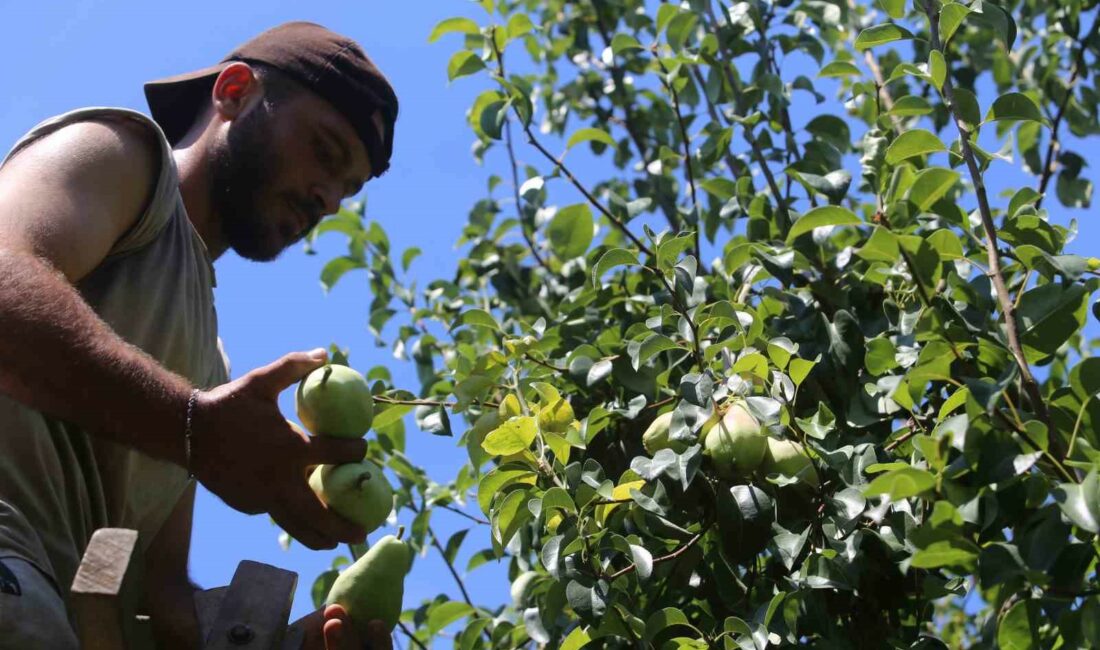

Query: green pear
[296,364,374,438]
[761,437,820,490]
[309,460,393,534]
[326,533,410,633]
[702,402,767,479]
[642,412,690,454]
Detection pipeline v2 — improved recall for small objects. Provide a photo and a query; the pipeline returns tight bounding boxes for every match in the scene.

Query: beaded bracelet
[184,388,200,479]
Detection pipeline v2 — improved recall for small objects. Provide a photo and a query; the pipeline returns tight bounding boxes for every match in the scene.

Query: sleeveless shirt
[0,107,230,610]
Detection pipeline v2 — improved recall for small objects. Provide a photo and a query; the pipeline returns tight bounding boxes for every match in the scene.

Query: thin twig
[489,28,655,258]
[397,621,429,650]
[1036,14,1100,209]
[525,353,568,373]
[700,3,791,234]
[429,526,479,610]
[607,527,707,580]
[505,119,552,273]
[922,0,1057,456]
[438,503,490,525]
[654,55,702,259]
[374,395,501,410]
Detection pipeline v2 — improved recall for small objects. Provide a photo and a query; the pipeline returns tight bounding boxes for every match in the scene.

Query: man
[0,21,398,649]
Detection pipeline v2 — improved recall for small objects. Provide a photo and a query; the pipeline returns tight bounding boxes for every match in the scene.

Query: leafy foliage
[305,0,1100,647]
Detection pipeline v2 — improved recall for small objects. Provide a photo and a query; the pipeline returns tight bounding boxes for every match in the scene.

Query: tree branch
[921,0,1057,456]
[1036,14,1100,210]
[700,3,792,234]
[428,526,479,610]
[504,119,552,273]
[438,503,490,526]
[397,621,429,650]
[490,28,655,258]
[607,527,707,580]
[654,56,703,260]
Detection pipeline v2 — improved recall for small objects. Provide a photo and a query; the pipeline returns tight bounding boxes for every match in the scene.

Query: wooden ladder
[70,528,311,649]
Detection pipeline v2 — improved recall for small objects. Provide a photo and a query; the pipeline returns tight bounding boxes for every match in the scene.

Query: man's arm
[0,119,193,464]
[144,482,202,649]
[0,117,368,550]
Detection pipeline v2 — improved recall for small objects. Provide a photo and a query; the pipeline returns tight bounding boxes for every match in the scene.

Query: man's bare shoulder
[0,114,164,281]
[5,115,161,195]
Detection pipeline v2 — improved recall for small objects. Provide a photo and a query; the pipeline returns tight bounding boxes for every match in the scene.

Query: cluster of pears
[642,399,819,490]
[295,363,410,633]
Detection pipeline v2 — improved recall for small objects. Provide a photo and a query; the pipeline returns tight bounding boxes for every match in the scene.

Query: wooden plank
[203,560,297,649]
[71,528,146,650]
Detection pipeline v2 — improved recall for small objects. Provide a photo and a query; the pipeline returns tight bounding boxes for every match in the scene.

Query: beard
[207,102,292,262]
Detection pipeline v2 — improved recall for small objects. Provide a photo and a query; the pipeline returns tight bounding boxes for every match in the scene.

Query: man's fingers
[286,483,367,545]
[304,435,368,467]
[250,349,329,399]
[271,505,337,551]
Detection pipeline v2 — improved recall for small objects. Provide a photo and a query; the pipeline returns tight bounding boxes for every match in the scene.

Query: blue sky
[3,0,1097,644]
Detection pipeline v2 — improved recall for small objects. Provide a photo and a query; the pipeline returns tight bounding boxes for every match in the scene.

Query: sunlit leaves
[885,129,947,164]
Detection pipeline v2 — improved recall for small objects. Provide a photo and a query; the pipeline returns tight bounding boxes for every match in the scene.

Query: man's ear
[211,62,262,120]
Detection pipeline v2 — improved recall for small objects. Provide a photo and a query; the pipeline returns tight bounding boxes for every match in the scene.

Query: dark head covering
[144,21,398,178]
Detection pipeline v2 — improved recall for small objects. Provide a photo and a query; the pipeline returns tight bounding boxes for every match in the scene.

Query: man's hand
[295,605,393,650]
[190,348,368,549]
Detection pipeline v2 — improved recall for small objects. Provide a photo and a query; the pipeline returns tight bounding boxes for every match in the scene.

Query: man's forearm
[0,249,192,465]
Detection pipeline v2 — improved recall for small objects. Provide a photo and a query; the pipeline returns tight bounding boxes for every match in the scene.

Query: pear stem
[320,365,333,386]
[396,525,405,541]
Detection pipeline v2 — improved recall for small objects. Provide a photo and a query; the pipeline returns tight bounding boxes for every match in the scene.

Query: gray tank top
[0,107,230,607]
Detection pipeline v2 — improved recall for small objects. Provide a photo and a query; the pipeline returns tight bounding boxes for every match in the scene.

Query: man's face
[208,84,375,262]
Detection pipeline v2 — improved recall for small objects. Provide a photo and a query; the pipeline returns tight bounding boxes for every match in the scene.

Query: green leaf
[1017,284,1089,363]
[952,88,982,131]
[644,608,701,644]
[865,338,898,375]
[906,168,960,210]
[785,206,862,243]
[566,128,617,150]
[456,308,502,332]
[885,129,947,165]
[938,3,971,45]
[547,204,595,259]
[929,50,946,90]
[506,13,534,40]
[1053,471,1100,533]
[971,1,1017,51]
[700,178,739,201]
[478,466,537,515]
[854,23,915,50]
[880,0,906,19]
[611,33,644,55]
[428,17,481,43]
[591,248,640,284]
[998,600,1040,650]
[482,416,538,456]
[888,95,933,117]
[447,51,486,81]
[320,256,366,292]
[910,538,978,570]
[864,467,936,500]
[985,92,1048,126]
[428,601,475,637]
[789,358,817,386]
[856,226,900,263]
[818,61,862,78]
[560,625,592,650]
